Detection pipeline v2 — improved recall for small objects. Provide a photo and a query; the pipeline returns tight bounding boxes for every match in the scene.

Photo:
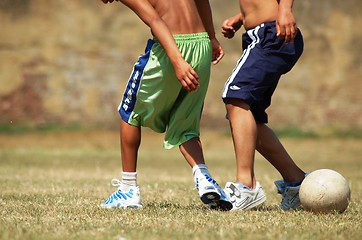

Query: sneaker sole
[208,199,233,211]
[200,191,220,204]
[124,205,143,209]
[100,203,143,209]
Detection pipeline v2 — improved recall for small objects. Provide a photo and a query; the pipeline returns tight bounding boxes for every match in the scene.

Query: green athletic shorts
[118,32,212,149]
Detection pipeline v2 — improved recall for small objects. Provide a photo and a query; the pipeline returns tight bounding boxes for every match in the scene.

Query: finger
[222,20,232,28]
[222,25,233,31]
[289,25,297,43]
[212,54,220,65]
[222,24,235,34]
[284,26,291,43]
[189,75,200,89]
[180,74,198,92]
[279,28,286,39]
[189,68,199,82]
[189,72,200,90]
[276,23,281,37]
[226,32,235,39]
[212,49,224,65]
[222,26,233,35]
[186,80,197,92]
[222,29,235,39]
[180,80,192,92]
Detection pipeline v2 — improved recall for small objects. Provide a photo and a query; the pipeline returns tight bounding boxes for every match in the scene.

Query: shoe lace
[106,178,122,202]
[104,179,136,203]
[103,179,123,202]
[281,187,300,209]
[194,174,220,190]
[111,178,122,187]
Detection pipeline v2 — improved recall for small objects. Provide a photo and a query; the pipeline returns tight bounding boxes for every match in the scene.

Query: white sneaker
[224,182,266,210]
[274,180,301,210]
[195,174,232,211]
[100,179,142,209]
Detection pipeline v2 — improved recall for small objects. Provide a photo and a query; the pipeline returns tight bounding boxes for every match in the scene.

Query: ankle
[193,164,213,186]
[122,171,138,187]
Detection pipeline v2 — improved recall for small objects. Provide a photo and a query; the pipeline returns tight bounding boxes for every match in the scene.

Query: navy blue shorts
[222,21,304,123]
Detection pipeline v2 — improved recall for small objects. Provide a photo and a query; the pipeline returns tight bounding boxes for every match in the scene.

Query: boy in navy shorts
[221,0,307,210]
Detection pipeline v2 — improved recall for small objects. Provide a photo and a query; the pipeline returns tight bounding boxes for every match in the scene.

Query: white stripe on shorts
[222,24,263,98]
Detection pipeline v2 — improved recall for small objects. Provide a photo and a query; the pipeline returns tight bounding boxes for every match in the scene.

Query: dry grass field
[0,128,361,240]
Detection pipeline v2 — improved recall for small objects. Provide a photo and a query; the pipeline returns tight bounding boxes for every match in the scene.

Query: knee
[225,98,250,111]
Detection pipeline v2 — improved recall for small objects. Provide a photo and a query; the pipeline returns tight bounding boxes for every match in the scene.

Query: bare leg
[120,120,141,172]
[179,137,205,167]
[256,123,305,182]
[181,136,233,211]
[99,120,141,208]
[225,99,257,188]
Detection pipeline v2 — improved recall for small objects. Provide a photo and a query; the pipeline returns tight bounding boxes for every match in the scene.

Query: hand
[221,14,243,39]
[221,22,236,39]
[210,38,224,64]
[276,7,297,44]
[174,60,200,92]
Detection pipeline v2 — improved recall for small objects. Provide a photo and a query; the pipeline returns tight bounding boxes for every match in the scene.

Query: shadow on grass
[144,201,290,213]
[145,201,206,211]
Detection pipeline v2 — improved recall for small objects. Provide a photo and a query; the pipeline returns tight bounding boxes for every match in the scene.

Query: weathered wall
[0,0,361,132]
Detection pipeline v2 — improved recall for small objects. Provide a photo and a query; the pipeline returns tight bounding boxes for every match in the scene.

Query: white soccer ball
[299,169,351,213]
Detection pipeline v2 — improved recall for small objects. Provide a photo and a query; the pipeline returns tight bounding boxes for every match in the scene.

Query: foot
[195,174,233,211]
[224,182,266,210]
[100,179,142,209]
[274,179,301,210]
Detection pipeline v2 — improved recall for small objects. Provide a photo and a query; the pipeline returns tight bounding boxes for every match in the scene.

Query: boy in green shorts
[100,0,232,211]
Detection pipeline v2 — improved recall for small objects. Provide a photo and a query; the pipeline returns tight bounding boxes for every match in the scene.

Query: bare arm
[221,12,244,39]
[101,0,200,92]
[277,0,297,44]
[195,0,224,64]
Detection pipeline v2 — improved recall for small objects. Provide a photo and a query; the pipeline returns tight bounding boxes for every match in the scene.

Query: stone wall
[0,0,361,132]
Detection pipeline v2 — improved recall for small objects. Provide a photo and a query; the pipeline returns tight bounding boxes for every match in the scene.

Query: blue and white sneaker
[275,173,309,210]
[100,179,142,209]
[195,174,232,211]
[274,180,301,210]
[224,182,266,210]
